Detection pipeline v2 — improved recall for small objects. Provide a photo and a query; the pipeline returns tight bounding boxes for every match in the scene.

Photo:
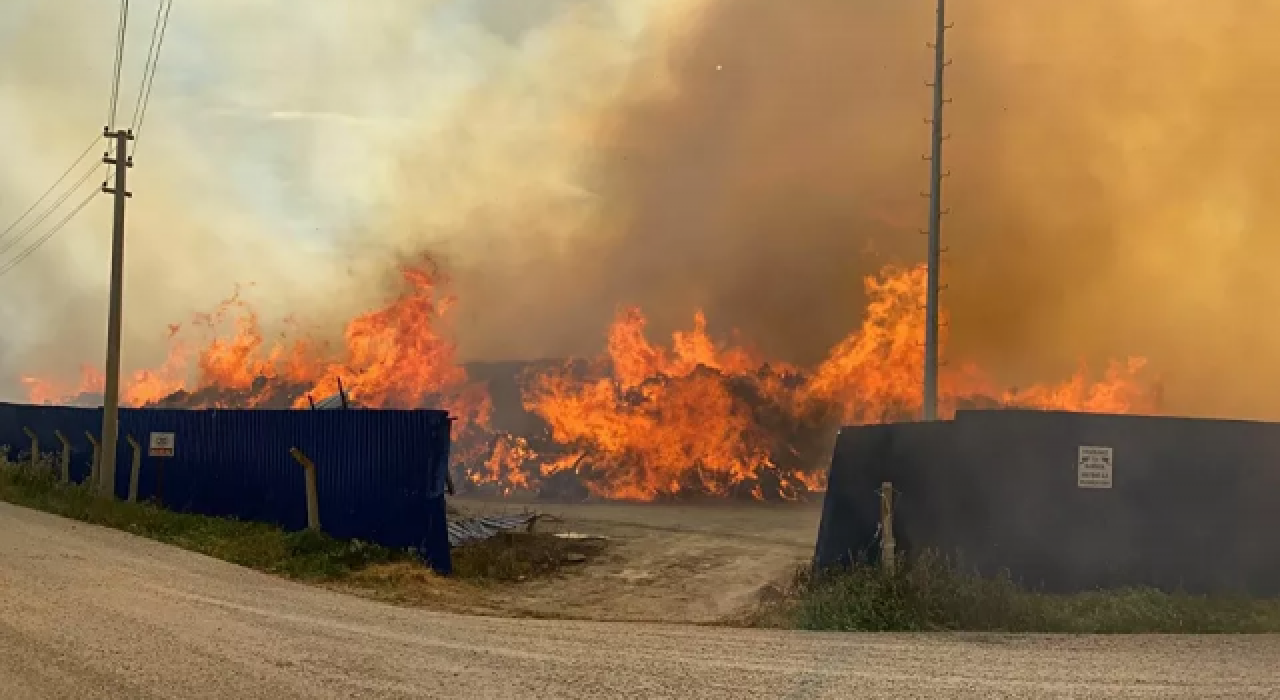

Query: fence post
[289,448,321,531]
[54,431,71,483]
[126,435,142,503]
[879,481,896,573]
[85,432,101,491]
[21,427,38,470]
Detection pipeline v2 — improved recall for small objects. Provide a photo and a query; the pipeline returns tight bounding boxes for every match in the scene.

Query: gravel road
[1,502,1277,699]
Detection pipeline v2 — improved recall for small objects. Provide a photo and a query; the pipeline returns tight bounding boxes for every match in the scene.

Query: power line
[107,0,131,130]
[0,162,100,259]
[0,188,100,278]
[130,0,172,131]
[0,133,101,246]
[131,0,175,155]
[128,0,165,129]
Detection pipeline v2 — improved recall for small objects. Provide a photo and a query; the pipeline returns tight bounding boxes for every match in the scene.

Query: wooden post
[54,431,71,483]
[289,447,321,531]
[879,481,897,573]
[22,427,38,470]
[85,432,101,491]
[126,435,142,503]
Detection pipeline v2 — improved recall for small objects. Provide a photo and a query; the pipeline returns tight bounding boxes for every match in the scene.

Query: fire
[20,256,486,419]
[802,265,937,423]
[501,263,1156,500]
[19,260,1158,503]
[524,347,777,500]
[801,265,1158,420]
[290,265,471,410]
[470,434,537,496]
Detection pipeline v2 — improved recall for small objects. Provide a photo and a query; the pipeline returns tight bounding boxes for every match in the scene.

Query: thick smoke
[0,0,682,396]
[429,0,1280,420]
[6,1,1280,421]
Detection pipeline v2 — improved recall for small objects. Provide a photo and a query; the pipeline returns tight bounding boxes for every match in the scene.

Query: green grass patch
[768,551,1280,633]
[0,455,408,581]
[0,454,606,588]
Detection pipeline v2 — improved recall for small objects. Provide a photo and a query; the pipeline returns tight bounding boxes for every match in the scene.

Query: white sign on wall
[1077,445,1113,489]
[148,432,175,458]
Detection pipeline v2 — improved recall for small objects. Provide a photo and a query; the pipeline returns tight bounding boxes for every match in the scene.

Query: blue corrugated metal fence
[0,403,452,573]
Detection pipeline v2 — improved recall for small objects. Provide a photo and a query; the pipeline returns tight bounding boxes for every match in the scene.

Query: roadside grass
[0,455,408,580]
[755,551,1280,633]
[0,454,606,588]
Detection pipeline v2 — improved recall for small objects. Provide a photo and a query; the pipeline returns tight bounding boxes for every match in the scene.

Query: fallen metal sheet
[447,513,537,547]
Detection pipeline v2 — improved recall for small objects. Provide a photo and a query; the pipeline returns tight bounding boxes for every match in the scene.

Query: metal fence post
[126,435,142,503]
[289,447,321,531]
[54,430,71,483]
[21,427,39,470]
[85,432,101,491]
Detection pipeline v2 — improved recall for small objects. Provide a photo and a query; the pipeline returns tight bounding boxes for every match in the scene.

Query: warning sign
[1077,445,1112,489]
[148,432,175,458]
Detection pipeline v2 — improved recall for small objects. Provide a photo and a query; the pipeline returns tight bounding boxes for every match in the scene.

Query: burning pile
[19,259,1160,502]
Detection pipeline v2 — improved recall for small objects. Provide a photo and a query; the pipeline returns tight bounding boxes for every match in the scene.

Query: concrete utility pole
[98,127,133,497]
[922,0,952,421]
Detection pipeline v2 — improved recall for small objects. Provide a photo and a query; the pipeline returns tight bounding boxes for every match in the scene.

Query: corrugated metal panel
[447,513,537,547]
[0,402,453,572]
[310,393,347,410]
[815,410,1280,595]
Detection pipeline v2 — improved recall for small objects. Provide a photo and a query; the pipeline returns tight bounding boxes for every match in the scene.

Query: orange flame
[20,257,487,421]
[471,434,537,496]
[20,261,1157,503]
[510,263,1156,500]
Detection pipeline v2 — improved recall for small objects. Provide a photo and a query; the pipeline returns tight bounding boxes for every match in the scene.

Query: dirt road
[1,503,1277,699]
[448,497,823,622]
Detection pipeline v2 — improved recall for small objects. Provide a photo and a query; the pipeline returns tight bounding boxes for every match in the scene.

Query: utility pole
[922,0,952,421]
[98,127,133,498]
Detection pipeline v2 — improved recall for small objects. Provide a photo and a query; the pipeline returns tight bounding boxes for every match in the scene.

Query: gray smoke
[7,1,1280,422]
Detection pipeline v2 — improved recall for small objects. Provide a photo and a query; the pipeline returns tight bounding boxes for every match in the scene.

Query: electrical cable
[131,0,174,155]
[0,134,101,246]
[0,187,100,278]
[129,0,166,130]
[0,165,99,259]
[107,0,131,129]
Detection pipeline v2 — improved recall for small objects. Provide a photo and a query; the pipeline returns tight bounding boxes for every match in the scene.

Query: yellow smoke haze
[3,1,1278,420]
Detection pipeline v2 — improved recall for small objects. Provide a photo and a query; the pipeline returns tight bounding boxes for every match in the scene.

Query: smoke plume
[430,0,1280,420]
[5,1,1280,420]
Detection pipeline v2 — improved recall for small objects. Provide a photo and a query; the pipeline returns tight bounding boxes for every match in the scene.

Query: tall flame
[20,261,1156,502]
[514,263,1156,500]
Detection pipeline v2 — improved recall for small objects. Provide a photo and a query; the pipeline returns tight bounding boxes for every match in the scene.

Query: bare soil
[331,497,821,622]
[425,497,823,623]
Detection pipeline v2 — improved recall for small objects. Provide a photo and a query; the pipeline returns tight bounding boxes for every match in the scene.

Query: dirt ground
[442,497,824,623]
[3,501,1278,700]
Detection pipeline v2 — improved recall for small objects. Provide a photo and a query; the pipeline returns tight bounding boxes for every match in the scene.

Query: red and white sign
[148,432,175,458]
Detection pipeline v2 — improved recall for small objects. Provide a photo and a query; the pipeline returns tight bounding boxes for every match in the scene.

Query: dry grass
[752,552,1280,633]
